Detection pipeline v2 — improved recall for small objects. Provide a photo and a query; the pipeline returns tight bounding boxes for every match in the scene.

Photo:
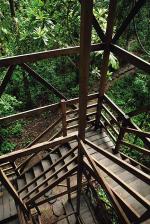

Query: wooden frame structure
[0,0,150,223]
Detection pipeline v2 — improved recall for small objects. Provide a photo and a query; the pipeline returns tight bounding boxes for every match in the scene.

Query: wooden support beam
[127,105,150,118]
[61,100,67,137]
[124,128,150,139]
[78,0,106,42]
[78,0,93,140]
[110,44,150,73]
[67,177,71,202]
[0,133,77,164]
[17,205,28,224]
[0,65,16,96]
[84,139,150,185]
[20,63,67,100]
[76,140,84,216]
[79,140,130,224]
[95,0,117,128]
[113,0,146,43]
[114,119,127,153]
[0,44,104,68]
[0,92,98,124]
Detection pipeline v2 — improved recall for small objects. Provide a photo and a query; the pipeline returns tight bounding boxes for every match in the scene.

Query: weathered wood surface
[0,185,17,223]
[0,126,149,223]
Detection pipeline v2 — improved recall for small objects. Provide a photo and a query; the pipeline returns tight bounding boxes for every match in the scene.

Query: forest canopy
[0,0,150,156]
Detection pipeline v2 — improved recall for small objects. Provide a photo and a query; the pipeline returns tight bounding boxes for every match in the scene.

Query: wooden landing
[70,128,150,224]
[70,127,150,223]
[0,185,17,223]
[39,192,98,224]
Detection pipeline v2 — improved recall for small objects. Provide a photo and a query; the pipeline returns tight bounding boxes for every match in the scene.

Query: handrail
[84,139,150,184]
[102,94,150,155]
[0,133,77,164]
[0,92,98,123]
[18,146,78,194]
[79,139,130,224]
[0,43,104,68]
[16,116,63,173]
[0,102,60,123]
[0,168,28,215]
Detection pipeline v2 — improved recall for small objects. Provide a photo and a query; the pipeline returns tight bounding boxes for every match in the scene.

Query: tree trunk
[8,0,16,17]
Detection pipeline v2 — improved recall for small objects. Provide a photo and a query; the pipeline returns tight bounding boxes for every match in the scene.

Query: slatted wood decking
[0,126,149,223]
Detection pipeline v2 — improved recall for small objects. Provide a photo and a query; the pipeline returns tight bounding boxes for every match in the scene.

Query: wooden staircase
[2,127,146,223]
[16,147,77,209]
[0,93,149,223]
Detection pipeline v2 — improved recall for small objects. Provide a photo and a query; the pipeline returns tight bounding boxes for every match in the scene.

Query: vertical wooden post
[76,140,84,216]
[10,161,20,176]
[114,118,128,154]
[78,0,93,141]
[95,0,117,129]
[67,177,71,202]
[61,99,67,137]
[77,0,93,218]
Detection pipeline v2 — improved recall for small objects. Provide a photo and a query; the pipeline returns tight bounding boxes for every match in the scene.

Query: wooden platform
[39,192,98,224]
[0,185,17,223]
[0,126,149,223]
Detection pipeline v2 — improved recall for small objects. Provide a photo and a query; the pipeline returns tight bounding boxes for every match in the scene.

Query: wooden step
[71,194,97,224]
[59,146,76,171]
[57,217,68,224]
[63,200,76,224]
[50,152,66,178]
[33,163,46,192]
[24,170,36,200]
[41,159,56,184]
[17,177,28,198]
[0,185,17,222]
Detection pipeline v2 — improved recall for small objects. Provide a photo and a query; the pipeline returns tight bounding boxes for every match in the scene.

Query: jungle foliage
[0,0,149,155]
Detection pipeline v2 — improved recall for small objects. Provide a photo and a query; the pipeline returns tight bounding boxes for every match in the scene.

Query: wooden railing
[0,92,98,175]
[98,94,150,161]
[77,139,131,224]
[0,92,149,176]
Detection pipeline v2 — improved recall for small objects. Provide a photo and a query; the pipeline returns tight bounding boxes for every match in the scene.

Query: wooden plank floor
[39,192,98,224]
[0,185,17,223]
[0,125,149,223]
[80,127,150,223]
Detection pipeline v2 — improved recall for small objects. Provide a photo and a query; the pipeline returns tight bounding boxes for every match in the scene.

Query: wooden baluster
[10,161,20,176]
[114,117,129,154]
[67,177,71,202]
[61,99,67,137]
